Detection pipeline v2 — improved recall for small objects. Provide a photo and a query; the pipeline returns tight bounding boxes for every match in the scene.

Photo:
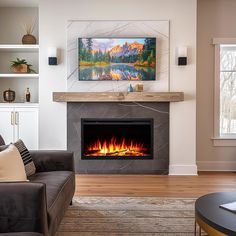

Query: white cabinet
[0,104,38,150]
[0,107,15,144]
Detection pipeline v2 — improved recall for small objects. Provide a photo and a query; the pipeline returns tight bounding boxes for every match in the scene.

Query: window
[220,45,236,134]
[213,39,236,146]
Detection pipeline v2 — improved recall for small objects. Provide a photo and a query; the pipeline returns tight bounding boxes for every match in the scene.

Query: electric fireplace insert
[81,118,153,160]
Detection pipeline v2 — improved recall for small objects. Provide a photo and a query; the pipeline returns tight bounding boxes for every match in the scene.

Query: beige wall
[39,0,197,175]
[197,0,236,170]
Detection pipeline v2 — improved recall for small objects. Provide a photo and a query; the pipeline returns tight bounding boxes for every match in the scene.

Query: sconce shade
[177,46,187,57]
[48,47,57,57]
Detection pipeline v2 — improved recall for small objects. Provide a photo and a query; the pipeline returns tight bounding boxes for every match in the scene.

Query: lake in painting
[78,38,156,81]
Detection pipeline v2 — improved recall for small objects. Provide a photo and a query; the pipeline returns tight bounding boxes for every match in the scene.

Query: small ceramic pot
[3,89,15,102]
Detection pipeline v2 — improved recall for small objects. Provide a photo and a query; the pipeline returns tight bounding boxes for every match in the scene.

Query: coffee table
[195,192,236,235]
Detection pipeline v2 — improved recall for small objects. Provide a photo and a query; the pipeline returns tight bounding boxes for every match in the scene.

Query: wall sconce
[48,47,58,65]
[177,46,187,66]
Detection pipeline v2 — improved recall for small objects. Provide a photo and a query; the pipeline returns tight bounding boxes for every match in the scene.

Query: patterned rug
[57,197,197,236]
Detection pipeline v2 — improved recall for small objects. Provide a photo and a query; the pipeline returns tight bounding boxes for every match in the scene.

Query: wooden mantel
[53,92,184,102]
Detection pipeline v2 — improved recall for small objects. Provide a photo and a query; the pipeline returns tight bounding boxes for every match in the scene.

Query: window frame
[213,38,236,146]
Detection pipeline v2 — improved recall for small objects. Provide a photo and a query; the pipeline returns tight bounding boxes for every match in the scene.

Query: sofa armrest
[0,182,48,234]
[30,151,74,172]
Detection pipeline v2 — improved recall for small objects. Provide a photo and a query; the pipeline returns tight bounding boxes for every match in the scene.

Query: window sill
[212,137,236,146]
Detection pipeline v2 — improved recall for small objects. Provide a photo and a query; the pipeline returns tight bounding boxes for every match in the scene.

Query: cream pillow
[0,144,27,182]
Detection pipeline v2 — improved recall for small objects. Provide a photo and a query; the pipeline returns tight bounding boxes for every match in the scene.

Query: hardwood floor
[75,172,236,198]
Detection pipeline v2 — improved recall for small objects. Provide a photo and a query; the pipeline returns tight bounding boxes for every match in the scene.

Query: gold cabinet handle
[11,112,14,125]
[15,112,19,125]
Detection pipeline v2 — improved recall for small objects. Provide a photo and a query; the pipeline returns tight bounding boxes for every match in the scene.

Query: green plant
[10,58,37,73]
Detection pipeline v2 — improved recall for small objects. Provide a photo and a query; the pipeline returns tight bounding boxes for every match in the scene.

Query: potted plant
[10,58,37,73]
[21,20,37,44]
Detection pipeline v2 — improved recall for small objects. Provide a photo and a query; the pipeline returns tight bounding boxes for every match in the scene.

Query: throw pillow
[0,144,27,182]
[14,139,36,177]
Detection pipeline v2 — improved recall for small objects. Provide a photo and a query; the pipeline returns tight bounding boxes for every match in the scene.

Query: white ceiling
[0,0,38,7]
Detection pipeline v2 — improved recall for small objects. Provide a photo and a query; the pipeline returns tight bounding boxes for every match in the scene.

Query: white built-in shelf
[0,103,39,107]
[0,73,39,78]
[0,44,39,52]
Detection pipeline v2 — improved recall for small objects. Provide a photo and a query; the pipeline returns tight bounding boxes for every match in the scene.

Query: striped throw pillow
[14,139,36,177]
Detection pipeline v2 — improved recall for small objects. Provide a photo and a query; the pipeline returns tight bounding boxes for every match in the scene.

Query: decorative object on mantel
[48,47,58,65]
[3,88,15,102]
[127,84,134,92]
[21,20,37,44]
[53,92,184,103]
[10,58,37,73]
[25,88,31,102]
[176,46,188,66]
[135,83,144,92]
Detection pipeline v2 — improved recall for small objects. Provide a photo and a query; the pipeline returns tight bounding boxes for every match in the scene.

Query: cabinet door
[15,107,38,150]
[0,107,15,144]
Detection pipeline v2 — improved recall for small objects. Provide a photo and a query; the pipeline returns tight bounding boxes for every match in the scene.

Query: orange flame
[85,137,148,156]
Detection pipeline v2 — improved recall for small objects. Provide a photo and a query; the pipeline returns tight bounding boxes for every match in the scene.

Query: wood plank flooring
[75,172,236,198]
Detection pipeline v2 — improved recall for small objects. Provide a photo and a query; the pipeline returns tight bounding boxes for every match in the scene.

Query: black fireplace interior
[81,118,153,160]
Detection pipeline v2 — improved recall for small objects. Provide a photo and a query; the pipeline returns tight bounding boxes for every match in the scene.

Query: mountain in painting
[109,42,144,57]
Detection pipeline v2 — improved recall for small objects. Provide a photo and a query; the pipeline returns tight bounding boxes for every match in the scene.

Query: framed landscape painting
[78,38,156,81]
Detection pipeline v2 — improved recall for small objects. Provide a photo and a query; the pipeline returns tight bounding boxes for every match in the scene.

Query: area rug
[57,197,197,236]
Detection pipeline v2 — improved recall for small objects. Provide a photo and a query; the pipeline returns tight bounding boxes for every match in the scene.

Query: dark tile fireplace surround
[67,102,169,174]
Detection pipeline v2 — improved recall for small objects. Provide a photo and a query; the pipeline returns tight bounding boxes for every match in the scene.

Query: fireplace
[68,102,169,174]
[81,118,153,160]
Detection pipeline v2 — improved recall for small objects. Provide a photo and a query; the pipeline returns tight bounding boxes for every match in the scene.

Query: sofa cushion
[28,171,75,235]
[0,139,36,177]
[0,144,28,182]
[28,171,74,208]
[14,139,36,177]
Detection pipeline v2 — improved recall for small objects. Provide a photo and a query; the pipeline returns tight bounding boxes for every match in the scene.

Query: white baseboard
[169,164,198,175]
[197,161,236,171]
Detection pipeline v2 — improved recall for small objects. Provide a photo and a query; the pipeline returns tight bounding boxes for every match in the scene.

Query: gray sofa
[0,135,75,236]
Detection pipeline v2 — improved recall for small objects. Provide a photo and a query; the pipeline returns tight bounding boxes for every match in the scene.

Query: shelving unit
[0,7,39,103]
[0,3,39,149]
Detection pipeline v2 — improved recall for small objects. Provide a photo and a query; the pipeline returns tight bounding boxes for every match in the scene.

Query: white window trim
[212,38,236,146]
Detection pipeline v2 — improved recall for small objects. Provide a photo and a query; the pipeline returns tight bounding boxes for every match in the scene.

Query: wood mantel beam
[53,92,184,102]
